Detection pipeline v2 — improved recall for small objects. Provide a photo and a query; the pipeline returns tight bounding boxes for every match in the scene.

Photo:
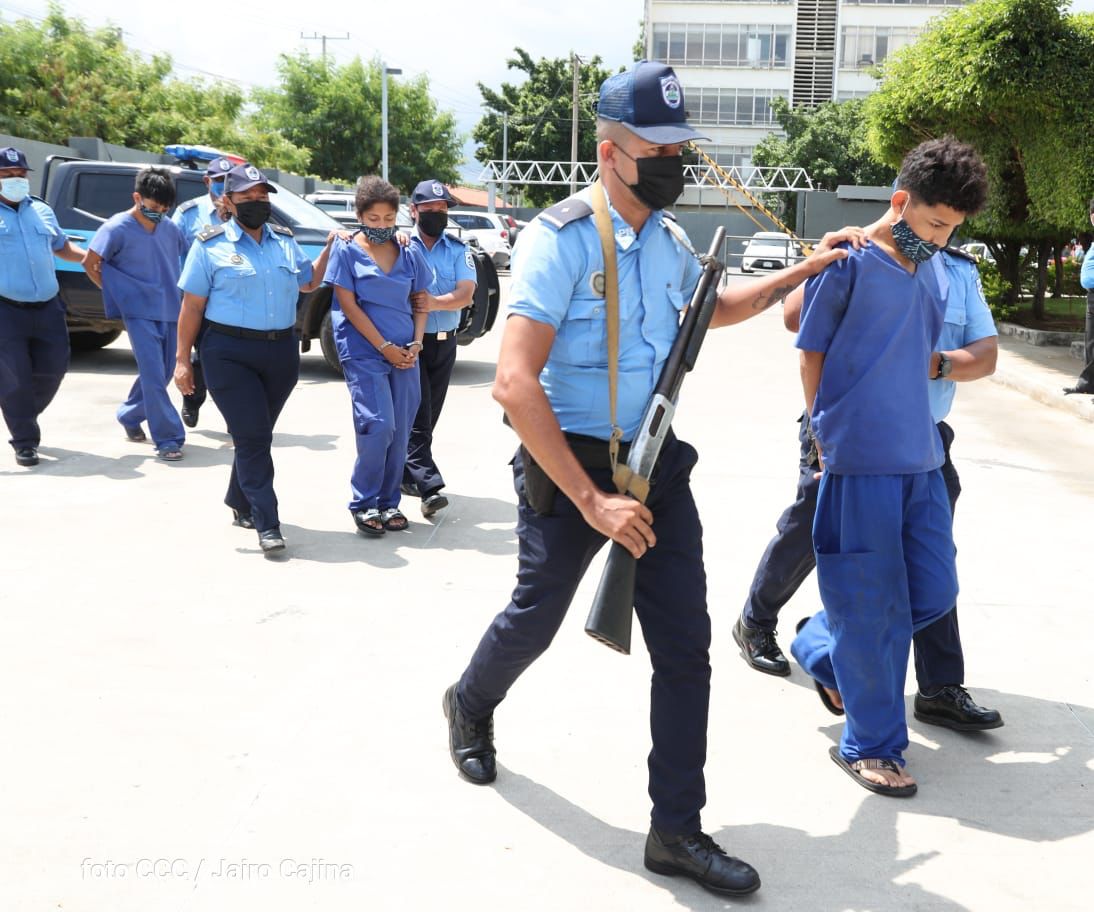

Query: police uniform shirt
[0,196,66,302]
[507,187,702,441]
[797,243,947,475]
[928,250,997,423]
[409,228,477,334]
[171,195,219,250]
[89,212,188,322]
[178,219,313,331]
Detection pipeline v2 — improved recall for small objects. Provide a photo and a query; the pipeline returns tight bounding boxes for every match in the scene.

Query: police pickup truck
[43,147,500,372]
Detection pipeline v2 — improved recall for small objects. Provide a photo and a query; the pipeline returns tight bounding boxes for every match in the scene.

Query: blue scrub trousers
[791,470,958,765]
[457,437,711,836]
[200,330,299,533]
[0,296,69,450]
[341,354,421,512]
[118,317,185,450]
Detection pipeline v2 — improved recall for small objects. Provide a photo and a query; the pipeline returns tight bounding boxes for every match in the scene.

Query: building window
[653,23,792,69]
[840,26,920,69]
[842,0,965,5]
[836,90,875,101]
[691,144,755,170]
[688,87,788,126]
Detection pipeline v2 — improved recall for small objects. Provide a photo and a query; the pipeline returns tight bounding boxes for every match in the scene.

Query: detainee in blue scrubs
[325,176,430,536]
[84,167,189,459]
[790,138,990,796]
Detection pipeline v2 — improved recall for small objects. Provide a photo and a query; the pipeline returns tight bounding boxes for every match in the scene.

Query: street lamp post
[381,64,402,183]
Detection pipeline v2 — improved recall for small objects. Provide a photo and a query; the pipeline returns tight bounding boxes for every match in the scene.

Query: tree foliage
[863,0,1094,315]
[252,54,463,189]
[473,48,615,206]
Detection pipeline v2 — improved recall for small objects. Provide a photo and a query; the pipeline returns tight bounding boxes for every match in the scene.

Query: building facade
[645,0,968,171]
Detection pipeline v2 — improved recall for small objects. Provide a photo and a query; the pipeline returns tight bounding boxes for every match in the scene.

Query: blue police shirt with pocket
[797,242,946,475]
[171,195,219,251]
[409,228,477,334]
[89,212,188,322]
[507,187,702,441]
[325,236,433,360]
[0,197,66,302]
[178,219,313,331]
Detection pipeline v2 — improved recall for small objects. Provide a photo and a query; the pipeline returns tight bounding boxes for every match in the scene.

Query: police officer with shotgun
[442,62,862,897]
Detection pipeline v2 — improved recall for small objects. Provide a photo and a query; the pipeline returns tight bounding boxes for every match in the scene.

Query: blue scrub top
[171,195,219,251]
[0,197,66,302]
[797,243,946,475]
[508,187,702,441]
[929,250,997,422]
[325,235,432,359]
[89,212,187,322]
[409,228,477,334]
[178,219,314,331]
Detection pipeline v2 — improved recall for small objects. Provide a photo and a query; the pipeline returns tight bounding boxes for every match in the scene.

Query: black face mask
[417,210,448,238]
[613,147,685,211]
[234,200,271,230]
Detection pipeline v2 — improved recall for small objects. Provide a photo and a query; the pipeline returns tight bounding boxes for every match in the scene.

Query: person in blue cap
[401,178,477,518]
[172,155,234,428]
[0,145,87,466]
[325,175,431,535]
[83,167,189,460]
[174,163,336,554]
[790,137,990,797]
[441,61,863,898]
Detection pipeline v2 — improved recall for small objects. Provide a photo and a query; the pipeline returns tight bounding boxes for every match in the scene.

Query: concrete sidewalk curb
[990,363,1094,422]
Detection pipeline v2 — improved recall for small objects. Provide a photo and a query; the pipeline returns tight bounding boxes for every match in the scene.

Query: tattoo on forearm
[751,284,797,311]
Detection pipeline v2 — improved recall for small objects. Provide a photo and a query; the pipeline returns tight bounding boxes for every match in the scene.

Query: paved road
[1,277,1092,911]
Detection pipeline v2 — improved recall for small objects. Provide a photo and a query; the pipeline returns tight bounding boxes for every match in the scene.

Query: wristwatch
[933,352,952,380]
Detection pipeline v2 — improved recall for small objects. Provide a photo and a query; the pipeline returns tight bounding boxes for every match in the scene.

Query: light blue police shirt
[409,228,477,334]
[507,187,702,440]
[178,218,313,331]
[1081,243,1094,290]
[171,195,219,250]
[0,197,66,302]
[929,250,998,423]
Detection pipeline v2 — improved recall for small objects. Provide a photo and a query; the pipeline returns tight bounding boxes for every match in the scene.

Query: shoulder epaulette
[176,198,200,213]
[539,197,593,231]
[662,210,677,222]
[196,224,227,243]
[943,246,979,265]
[270,224,293,237]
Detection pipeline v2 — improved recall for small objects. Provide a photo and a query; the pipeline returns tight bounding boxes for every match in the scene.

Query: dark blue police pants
[200,330,299,532]
[458,437,711,836]
[742,414,965,691]
[0,297,69,450]
[403,333,458,497]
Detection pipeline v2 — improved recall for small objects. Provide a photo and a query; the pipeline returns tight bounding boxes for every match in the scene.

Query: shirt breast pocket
[555,296,606,366]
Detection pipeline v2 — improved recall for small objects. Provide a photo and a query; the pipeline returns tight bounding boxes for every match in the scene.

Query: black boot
[443,683,496,784]
[644,827,761,896]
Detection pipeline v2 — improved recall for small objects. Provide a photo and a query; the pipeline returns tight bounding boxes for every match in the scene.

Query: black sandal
[829,746,917,797]
[354,508,385,536]
[797,617,844,716]
[381,508,408,531]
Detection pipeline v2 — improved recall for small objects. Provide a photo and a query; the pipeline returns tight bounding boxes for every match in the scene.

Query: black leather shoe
[232,509,255,530]
[400,481,419,497]
[123,424,147,442]
[258,528,286,553]
[421,491,449,518]
[443,683,496,784]
[1063,382,1094,395]
[181,405,199,428]
[914,685,1003,732]
[733,616,790,677]
[644,827,761,896]
[14,447,38,467]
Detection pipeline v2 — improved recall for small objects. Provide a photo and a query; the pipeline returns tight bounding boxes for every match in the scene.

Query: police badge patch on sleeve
[589,270,606,297]
[465,249,474,269]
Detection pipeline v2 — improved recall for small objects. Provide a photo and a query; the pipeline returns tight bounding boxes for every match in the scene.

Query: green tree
[473,48,614,207]
[863,0,1094,317]
[252,53,462,189]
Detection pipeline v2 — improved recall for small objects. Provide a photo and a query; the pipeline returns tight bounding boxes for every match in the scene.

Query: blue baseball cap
[410,179,459,207]
[0,146,32,170]
[206,156,234,179]
[224,163,277,194]
[597,61,709,145]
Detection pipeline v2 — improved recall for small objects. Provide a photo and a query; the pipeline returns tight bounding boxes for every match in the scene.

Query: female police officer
[173,163,335,555]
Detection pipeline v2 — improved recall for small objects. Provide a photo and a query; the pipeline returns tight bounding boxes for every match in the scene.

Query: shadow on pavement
[450,358,497,387]
[67,347,135,376]
[4,442,233,478]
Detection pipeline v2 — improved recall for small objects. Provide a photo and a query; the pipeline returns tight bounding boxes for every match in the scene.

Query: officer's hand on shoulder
[805,227,868,273]
[581,493,656,559]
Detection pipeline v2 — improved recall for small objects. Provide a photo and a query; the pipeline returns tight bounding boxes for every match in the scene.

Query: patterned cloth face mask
[891,199,940,264]
[359,225,397,244]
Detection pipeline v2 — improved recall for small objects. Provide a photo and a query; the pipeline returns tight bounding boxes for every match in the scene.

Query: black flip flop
[354,508,386,537]
[796,617,845,716]
[829,746,917,797]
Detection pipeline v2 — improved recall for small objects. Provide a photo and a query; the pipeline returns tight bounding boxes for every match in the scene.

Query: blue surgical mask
[359,225,397,244]
[891,200,939,264]
[209,180,224,199]
[140,206,164,224]
[0,176,30,204]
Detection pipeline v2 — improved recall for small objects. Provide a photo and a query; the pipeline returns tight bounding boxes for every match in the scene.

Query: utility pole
[300,31,350,64]
[570,53,581,197]
[381,64,403,183]
[501,112,509,208]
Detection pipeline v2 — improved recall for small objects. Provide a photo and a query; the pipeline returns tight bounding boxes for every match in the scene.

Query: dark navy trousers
[0,297,69,450]
[200,329,299,532]
[458,437,711,836]
[743,413,965,691]
[403,333,458,497]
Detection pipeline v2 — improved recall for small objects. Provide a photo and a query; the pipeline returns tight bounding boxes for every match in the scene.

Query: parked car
[447,210,513,268]
[740,231,804,273]
[960,242,996,264]
[304,190,358,227]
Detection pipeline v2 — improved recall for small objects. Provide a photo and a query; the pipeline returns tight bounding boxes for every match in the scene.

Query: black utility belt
[423,330,456,341]
[1,295,52,309]
[204,320,295,341]
[520,433,641,517]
